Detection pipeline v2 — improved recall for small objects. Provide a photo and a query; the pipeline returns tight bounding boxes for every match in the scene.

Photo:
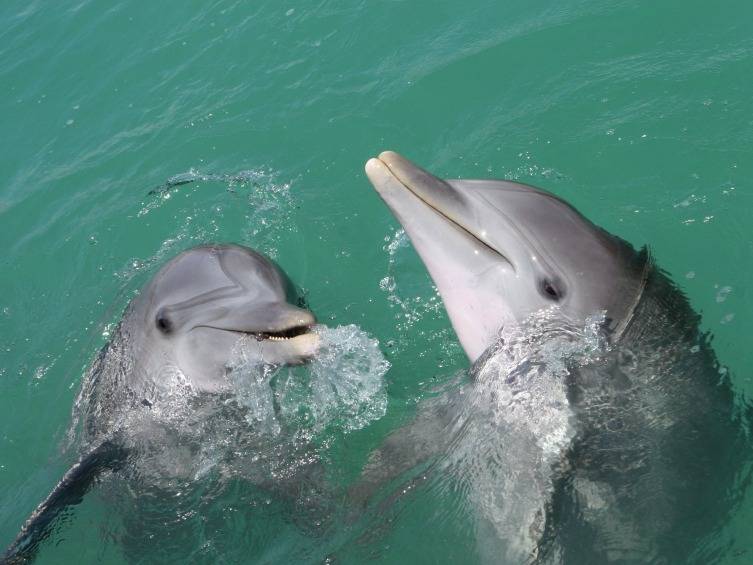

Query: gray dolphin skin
[364,152,750,563]
[3,244,319,563]
[366,151,646,362]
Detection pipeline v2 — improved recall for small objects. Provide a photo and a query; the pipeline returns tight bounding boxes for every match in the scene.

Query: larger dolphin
[363,152,750,563]
[4,244,319,563]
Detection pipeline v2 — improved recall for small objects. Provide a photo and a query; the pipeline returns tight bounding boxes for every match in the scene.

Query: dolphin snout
[366,151,467,214]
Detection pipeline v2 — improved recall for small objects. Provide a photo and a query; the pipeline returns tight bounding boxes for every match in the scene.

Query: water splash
[148,168,269,195]
[228,324,390,440]
[470,309,607,456]
[119,168,296,287]
[435,310,610,561]
[379,228,460,362]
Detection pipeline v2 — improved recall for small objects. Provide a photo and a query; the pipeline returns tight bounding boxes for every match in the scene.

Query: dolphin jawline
[197,323,315,342]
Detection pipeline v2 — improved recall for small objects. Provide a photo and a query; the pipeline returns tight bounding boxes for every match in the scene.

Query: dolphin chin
[240,331,321,366]
[366,151,646,361]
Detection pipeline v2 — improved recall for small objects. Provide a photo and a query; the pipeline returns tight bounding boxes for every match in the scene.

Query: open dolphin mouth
[200,323,315,342]
[190,300,318,345]
[251,324,313,342]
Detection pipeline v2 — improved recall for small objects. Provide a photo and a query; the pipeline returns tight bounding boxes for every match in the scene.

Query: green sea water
[2,1,753,563]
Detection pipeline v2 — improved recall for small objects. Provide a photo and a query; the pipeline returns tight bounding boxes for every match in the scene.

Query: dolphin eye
[540,279,563,301]
[155,311,173,334]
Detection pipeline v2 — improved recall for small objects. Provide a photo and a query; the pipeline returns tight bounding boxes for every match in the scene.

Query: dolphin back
[3,440,129,564]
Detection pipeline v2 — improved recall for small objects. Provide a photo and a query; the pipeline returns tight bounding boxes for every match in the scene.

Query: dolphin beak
[365,152,460,248]
[365,151,499,261]
[366,151,513,362]
[221,303,320,363]
[366,151,468,223]
[191,302,316,336]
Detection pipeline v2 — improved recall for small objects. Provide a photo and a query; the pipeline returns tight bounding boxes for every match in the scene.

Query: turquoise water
[2,0,753,563]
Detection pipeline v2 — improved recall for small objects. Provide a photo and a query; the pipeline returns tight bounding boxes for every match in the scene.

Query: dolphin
[362,152,750,563]
[365,151,647,363]
[3,244,319,563]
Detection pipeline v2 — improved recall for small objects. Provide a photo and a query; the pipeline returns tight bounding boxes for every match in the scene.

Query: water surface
[2,0,753,563]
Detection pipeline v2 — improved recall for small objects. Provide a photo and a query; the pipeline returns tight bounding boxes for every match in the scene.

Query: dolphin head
[129,244,319,392]
[365,151,647,362]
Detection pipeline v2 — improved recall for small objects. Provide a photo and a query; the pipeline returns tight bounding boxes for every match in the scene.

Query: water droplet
[715,286,732,303]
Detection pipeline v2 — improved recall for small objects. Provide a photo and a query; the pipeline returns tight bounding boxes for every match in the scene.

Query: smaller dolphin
[115,242,318,394]
[3,244,319,563]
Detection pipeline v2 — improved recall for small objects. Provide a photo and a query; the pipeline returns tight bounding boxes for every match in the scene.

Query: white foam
[438,310,609,561]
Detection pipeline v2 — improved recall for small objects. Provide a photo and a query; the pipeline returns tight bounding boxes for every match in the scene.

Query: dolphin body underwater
[3,244,320,563]
[363,152,751,563]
